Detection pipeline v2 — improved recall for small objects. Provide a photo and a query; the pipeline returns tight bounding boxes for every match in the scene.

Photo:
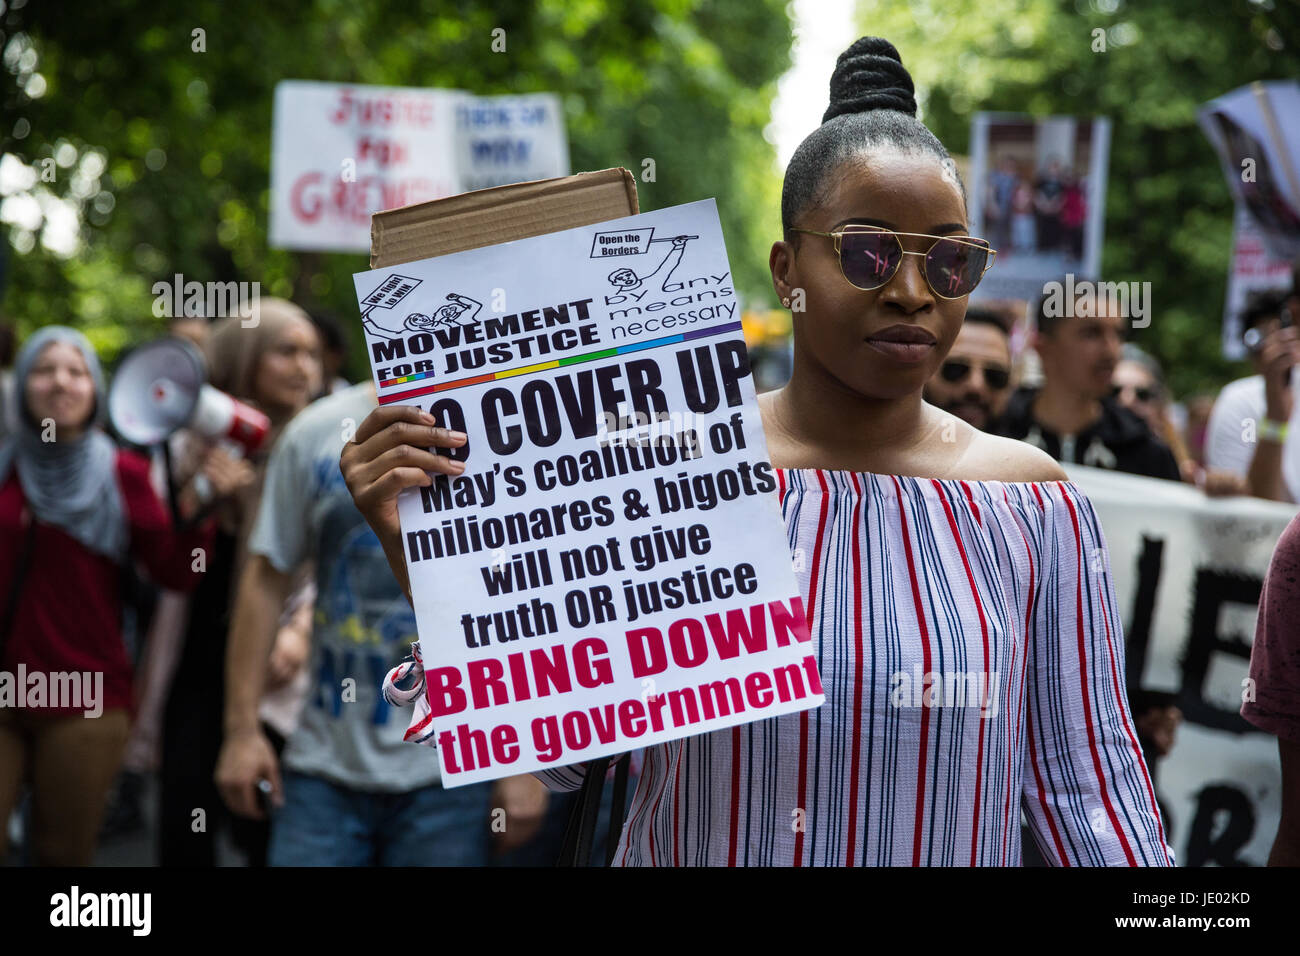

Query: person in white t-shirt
[1205,288,1300,502]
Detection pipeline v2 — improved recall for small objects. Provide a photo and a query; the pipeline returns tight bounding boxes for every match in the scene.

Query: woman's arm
[1020,481,1175,866]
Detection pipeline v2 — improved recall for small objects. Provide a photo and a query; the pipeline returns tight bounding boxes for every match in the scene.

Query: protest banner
[1064,463,1297,866]
[1199,80,1300,264]
[353,198,824,787]
[271,81,568,252]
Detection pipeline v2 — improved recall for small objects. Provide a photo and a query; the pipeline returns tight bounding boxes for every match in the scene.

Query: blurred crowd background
[1,0,1299,866]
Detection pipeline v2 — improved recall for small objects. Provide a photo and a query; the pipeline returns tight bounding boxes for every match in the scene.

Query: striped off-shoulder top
[535,469,1175,867]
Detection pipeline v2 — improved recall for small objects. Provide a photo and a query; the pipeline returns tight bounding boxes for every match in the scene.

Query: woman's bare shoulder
[952,421,1068,483]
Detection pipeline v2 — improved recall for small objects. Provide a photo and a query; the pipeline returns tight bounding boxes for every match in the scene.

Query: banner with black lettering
[1064,464,1297,866]
[353,200,824,786]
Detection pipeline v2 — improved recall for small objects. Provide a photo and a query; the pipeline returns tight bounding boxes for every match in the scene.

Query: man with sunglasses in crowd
[923,306,1014,432]
[992,282,1182,481]
[1205,285,1300,503]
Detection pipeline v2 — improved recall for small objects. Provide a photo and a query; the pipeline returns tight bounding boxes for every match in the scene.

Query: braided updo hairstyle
[781,37,965,241]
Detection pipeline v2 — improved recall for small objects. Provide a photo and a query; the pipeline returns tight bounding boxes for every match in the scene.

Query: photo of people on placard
[1209,110,1300,250]
[972,115,1107,295]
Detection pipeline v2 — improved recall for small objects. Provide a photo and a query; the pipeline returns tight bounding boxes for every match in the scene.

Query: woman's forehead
[274,315,319,345]
[820,152,966,230]
[35,340,89,367]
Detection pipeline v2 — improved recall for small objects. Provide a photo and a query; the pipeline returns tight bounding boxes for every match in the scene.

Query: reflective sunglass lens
[926,239,988,298]
[840,231,902,289]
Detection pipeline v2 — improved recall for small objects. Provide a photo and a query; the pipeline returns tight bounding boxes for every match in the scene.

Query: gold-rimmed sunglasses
[790,225,997,300]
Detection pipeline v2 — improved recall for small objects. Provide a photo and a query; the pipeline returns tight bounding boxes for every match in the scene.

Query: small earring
[782,297,791,308]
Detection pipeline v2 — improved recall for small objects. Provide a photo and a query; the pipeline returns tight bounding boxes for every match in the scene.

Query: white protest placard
[271,81,568,252]
[353,200,824,787]
[455,94,571,193]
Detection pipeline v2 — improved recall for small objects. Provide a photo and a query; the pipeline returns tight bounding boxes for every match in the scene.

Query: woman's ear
[770,239,797,307]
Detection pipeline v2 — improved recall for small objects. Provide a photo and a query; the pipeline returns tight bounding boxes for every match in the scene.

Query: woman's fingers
[353,466,439,513]
[343,415,466,475]
[355,418,467,461]
[349,442,464,489]
[342,406,468,495]
[352,403,436,445]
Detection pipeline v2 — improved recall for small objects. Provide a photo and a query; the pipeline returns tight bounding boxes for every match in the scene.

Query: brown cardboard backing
[369,167,640,269]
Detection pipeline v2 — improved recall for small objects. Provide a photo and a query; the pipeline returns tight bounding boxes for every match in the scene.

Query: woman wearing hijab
[0,327,217,865]
[158,299,321,867]
[338,38,1173,866]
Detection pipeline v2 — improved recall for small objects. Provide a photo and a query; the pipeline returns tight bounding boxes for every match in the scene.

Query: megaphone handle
[192,439,249,506]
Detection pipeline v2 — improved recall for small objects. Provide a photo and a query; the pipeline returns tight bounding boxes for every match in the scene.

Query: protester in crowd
[158,300,321,866]
[1112,345,1167,438]
[0,327,217,865]
[1112,344,1213,487]
[994,286,1182,480]
[1010,177,1036,252]
[109,314,217,838]
[922,306,1013,431]
[1204,288,1300,502]
[214,381,519,865]
[309,310,352,398]
[340,37,1172,866]
[1033,158,1066,253]
[985,157,1019,253]
[1060,170,1086,262]
[1243,511,1300,865]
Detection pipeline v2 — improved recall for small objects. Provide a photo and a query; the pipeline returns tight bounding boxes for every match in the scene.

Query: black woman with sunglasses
[341,37,1173,866]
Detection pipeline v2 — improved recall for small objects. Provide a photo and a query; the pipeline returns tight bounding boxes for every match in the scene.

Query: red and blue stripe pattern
[533,471,1174,866]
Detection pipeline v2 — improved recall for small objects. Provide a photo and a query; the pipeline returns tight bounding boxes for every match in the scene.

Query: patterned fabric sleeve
[532,763,590,793]
[1020,481,1175,866]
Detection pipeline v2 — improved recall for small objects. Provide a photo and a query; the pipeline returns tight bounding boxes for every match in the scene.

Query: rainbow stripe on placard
[379,368,437,387]
[376,321,743,404]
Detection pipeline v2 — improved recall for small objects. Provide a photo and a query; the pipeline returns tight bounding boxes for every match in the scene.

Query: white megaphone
[108,337,271,454]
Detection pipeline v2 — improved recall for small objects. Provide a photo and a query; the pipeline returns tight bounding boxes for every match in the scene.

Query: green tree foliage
[859,0,1300,397]
[1,0,791,376]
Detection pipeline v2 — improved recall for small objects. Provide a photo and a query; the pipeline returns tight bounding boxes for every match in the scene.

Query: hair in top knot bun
[823,36,917,123]
[780,36,964,240]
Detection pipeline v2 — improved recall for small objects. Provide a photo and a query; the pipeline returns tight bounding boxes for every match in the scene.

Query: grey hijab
[0,326,127,561]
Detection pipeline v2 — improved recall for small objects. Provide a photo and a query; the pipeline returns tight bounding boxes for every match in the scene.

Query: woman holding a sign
[341,37,1173,866]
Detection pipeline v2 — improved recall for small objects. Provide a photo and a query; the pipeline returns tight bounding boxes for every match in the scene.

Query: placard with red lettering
[271,81,568,252]
[353,199,824,786]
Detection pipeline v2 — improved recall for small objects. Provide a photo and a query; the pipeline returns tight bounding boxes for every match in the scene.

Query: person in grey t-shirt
[215,383,547,864]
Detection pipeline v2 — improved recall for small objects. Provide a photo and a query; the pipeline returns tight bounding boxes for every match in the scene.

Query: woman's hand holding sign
[340,404,468,602]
